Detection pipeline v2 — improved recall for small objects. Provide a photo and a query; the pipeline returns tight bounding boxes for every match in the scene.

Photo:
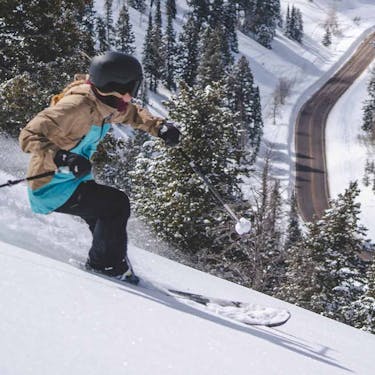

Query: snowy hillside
[1,240,375,375]
[1,1,375,374]
[1,138,374,373]
[95,0,375,237]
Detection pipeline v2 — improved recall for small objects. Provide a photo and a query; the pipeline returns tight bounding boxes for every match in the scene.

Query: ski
[166,289,291,327]
[69,258,291,328]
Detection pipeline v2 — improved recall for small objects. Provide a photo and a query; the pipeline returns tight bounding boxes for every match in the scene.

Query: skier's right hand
[54,150,92,178]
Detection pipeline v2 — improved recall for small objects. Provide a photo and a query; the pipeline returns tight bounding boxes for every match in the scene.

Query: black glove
[54,150,92,178]
[158,122,181,147]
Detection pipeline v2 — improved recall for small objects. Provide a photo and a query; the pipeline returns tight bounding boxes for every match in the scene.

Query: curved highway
[295,33,375,222]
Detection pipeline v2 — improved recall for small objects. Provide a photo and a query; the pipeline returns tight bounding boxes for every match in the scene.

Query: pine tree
[239,0,280,49]
[209,0,239,54]
[0,0,89,136]
[104,0,115,48]
[187,0,210,22]
[322,26,332,47]
[197,25,232,88]
[362,69,375,135]
[93,130,150,194]
[285,6,303,43]
[284,5,292,39]
[142,11,163,92]
[163,11,177,90]
[0,0,87,77]
[80,0,97,56]
[226,56,263,162]
[0,72,42,137]
[143,0,165,92]
[294,7,304,43]
[251,86,263,159]
[279,182,371,329]
[96,16,109,52]
[210,0,224,28]
[166,0,177,19]
[176,13,202,87]
[115,3,136,54]
[128,0,146,13]
[284,190,302,251]
[368,262,375,299]
[343,261,375,333]
[131,82,245,252]
[254,0,280,49]
[139,78,149,106]
[223,0,239,53]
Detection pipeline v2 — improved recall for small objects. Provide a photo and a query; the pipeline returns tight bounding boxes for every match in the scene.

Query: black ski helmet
[89,51,143,97]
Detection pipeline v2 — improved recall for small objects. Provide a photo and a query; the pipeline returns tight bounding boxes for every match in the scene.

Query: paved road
[295,33,375,222]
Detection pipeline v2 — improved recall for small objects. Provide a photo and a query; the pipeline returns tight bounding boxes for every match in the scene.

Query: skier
[19,51,180,282]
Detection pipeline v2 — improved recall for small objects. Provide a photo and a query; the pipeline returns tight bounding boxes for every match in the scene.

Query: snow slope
[95,0,375,237]
[1,149,374,374]
[1,240,375,375]
[2,2,375,373]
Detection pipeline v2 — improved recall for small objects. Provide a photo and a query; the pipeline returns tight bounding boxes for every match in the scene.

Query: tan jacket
[19,80,164,190]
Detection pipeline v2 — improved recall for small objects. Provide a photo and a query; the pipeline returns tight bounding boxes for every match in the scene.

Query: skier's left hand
[158,122,181,147]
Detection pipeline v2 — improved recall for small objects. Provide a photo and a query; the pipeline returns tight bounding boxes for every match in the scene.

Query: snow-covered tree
[0,0,86,79]
[197,25,233,88]
[128,0,146,13]
[322,26,332,47]
[187,0,210,21]
[0,0,89,136]
[104,0,115,48]
[226,56,263,162]
[96,16,109,52]
[279,182,371,329]
[80,0,97,56]
[142,10,164,92]
[163,11,177,90]
[223,0,239,53]
[209,0,238,54]
[166,0,177,19]
[93,130,150,194]
[131,82,245,252]
[0,73,42,137]
[176,13,202,87]
[340,260,375,333]
[362,68,375,136]
[284,5,303,43]
[115,3,136,54]
[284,190,302,251]
[239,0,280,49]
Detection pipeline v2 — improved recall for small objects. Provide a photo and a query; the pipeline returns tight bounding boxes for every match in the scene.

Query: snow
[1,141,374,373]
[235,217,252,235]
[95,0,375,239]
[326,61,375,239]
[1,239,375,375]
[0,142,374,373]
[1,1,375,374]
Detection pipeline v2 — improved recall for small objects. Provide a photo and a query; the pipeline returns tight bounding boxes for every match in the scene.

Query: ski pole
[178,149,251,235]
[0,170,55,188]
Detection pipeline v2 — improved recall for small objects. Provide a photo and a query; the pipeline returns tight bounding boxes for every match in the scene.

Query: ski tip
[265,311,292,327]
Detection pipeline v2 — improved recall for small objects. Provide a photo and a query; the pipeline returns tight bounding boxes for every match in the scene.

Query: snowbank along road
[295,32,375,222]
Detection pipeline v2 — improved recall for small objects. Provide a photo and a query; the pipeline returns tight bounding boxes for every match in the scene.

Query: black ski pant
[55,180,131,269]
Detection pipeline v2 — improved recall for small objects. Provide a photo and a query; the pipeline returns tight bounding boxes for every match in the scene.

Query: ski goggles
[97,79,142,98]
